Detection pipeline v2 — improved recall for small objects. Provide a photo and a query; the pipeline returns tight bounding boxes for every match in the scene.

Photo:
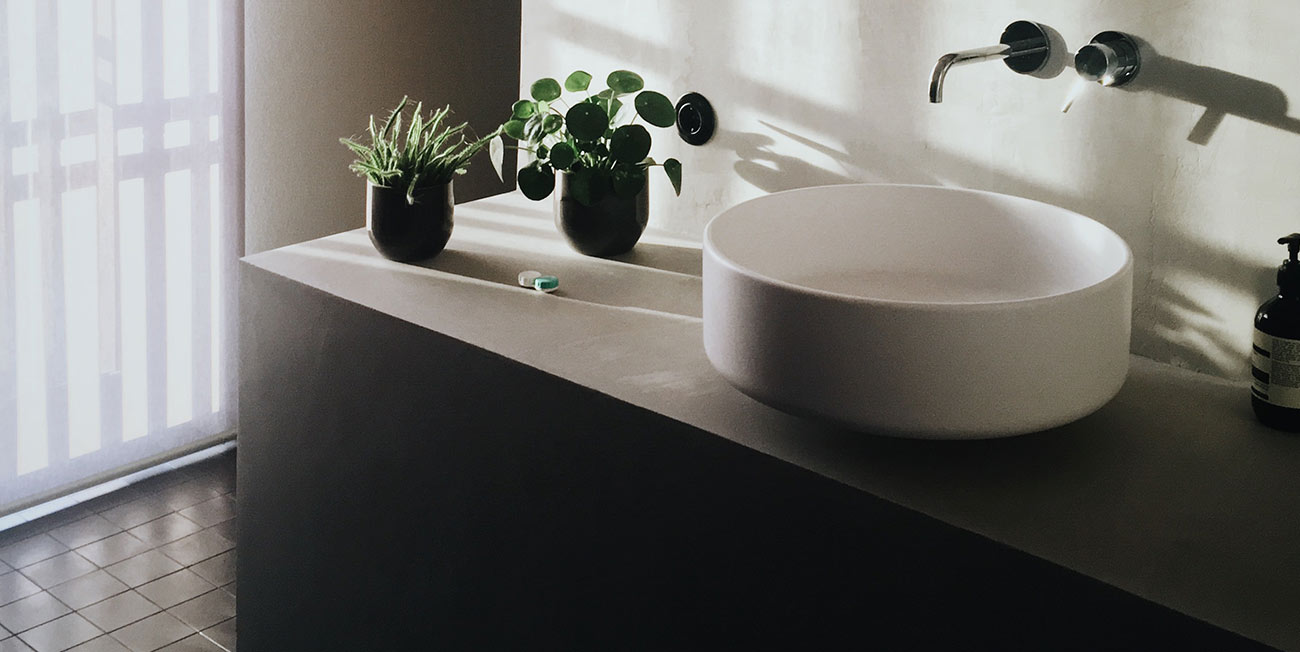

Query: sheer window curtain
[0,0,243,516]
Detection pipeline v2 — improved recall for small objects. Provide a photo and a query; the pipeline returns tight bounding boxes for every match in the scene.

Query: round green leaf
[511,100,536,119]
[542,114,563,135]
[530,78,561,102]
[566,103,608,141]
[606,70,644,94]
[612,167,647,198]
[609,124,651,163]
[567,169,609,207]
[607,98,624,122]
[502,119,527,140]
[549,141,577,169]
[634,91,675,128]
[663,158,682,196]
[518,164,555,200]
[564,70,592,92]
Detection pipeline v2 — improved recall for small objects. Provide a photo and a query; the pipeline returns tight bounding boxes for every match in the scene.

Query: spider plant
[341,96,498,204]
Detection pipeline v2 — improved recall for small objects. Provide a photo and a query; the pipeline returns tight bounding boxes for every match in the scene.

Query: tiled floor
[0,449,236,652]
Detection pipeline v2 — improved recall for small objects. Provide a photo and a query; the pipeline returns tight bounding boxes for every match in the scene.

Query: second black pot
[553,172,649,257]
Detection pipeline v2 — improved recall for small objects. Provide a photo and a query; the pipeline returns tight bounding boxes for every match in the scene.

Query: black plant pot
[366,181,454,263]
[554,172,649,257]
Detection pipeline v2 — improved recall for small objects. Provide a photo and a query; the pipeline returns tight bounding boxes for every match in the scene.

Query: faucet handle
[999,20,1052,74]
[1074,31,1140,86]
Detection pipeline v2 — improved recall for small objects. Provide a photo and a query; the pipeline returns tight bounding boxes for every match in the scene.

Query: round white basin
[703,183,1133,439]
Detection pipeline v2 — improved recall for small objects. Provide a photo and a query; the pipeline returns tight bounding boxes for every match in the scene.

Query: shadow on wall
[538,4,1297,379]
[1122,39,1300,145]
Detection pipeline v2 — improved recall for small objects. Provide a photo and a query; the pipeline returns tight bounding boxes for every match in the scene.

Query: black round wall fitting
[675,92,715,146]
[999,20,1050,74]
[1075,31,1141,86]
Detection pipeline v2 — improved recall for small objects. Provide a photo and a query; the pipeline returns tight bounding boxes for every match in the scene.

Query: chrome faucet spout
[929,44,1012,103]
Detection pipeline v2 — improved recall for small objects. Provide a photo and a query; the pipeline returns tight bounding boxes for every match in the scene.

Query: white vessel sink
[702,184,1133,439]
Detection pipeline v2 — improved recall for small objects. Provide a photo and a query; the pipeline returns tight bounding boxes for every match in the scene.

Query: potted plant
[495,70,682,257]
[341,97,497,262]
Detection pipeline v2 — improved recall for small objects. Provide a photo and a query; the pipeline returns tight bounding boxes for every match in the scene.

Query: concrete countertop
[243,191,1300,651]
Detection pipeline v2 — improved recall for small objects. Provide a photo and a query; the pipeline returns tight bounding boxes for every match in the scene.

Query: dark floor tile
[165,590,233,632]
[204,520,234,547]
[178,455,235,481]
[23,551,95,590]
[156,530,232,569]
[0,636,35,651]
[122,472,190,499]
[176,498,233,530]
[66,635,131,651]
[0,573,41,607]
[150,483,222,513]
[110,612,193,652]
[199,618,233,652]
[0,536,68,571]
[158,634,224,652]
[136,570,212,610]
[74,488,146,517]
[104,551,182,588]
[16,612,101,652]
[186,553,234,588]
[4,508,94,543]
[19,551,97,590]
[0,592,71,635]
[76,533,151,569]
[99,497,173,532]
[126,515,201,548]
[47,570,128,610]
[78,591,159,633]
[46,515,122,550]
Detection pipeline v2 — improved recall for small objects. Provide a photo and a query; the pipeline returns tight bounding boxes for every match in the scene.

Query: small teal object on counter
[1251,233,1300,432]
[533,275,559,293]
[517,270,559,293]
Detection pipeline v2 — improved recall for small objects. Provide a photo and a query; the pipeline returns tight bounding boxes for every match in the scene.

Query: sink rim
[704,182,1133,310]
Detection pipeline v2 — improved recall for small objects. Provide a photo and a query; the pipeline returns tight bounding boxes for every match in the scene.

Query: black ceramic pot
[366,181,454,262]
[554,172,648,257]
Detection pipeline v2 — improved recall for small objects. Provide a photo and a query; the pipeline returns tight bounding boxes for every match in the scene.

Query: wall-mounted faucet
[930,21,1052,103]
[1074,31,1140,87]
[1061,31,1141,113]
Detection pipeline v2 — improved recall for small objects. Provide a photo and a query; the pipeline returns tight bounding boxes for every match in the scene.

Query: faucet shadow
[1123,41,1300,144]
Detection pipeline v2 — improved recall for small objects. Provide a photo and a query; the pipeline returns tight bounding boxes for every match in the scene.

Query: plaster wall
[520,1,1300,380]
[245,0,520,254]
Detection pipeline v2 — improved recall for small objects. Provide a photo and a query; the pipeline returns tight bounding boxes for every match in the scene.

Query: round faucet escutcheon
[1074,31,1140,86]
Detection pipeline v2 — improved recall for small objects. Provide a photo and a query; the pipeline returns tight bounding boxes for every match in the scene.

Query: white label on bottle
[1252,329,1300,408]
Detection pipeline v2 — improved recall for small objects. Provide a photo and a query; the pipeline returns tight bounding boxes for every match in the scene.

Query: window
[1,0,242,515]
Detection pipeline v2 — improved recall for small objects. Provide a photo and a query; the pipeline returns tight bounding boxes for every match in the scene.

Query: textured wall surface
[520,1,1300,380]
[245,0,520,254]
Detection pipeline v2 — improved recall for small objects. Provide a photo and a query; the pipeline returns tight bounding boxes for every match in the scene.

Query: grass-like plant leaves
[341,96,498,204]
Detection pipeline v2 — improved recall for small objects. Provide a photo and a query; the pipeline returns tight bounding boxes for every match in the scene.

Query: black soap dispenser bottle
[1252,233,1300,431]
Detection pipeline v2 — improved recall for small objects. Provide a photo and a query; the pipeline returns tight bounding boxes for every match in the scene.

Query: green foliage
[494,69,683,206]
[340,96,498,204]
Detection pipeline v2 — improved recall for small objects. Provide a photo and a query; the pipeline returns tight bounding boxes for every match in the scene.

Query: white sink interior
[703,183,1133,438]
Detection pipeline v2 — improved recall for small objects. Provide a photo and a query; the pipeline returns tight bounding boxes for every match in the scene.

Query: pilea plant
[497,70,682,207]
[341,96,498,204]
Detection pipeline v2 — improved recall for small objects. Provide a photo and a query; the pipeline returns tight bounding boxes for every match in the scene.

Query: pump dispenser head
[1277,233,1300,293]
